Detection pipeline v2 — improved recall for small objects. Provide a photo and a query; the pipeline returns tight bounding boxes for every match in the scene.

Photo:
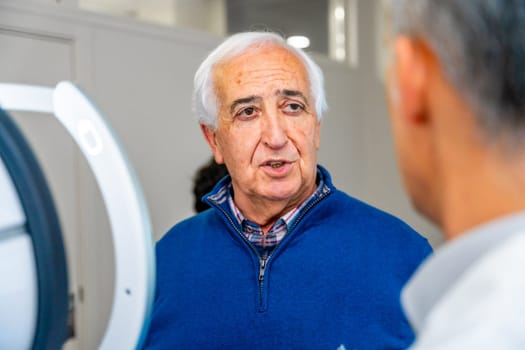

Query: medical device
[0,82,155,349]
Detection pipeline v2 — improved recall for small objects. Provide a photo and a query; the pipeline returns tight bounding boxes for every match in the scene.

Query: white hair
[193,31,328,130]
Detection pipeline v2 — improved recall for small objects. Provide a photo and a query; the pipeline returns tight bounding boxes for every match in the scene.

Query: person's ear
[200,124,225,164]
[392,36,431,125]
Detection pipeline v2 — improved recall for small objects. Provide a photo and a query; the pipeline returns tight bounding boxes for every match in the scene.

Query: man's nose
[261,110,288,149]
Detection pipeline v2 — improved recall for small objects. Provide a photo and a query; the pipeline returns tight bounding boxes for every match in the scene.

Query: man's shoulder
[319,166,412,226]
[460,231,525,291]
[327,189,417,229]
[156,210,220,248]
[410,233,525,350]
[313,188,431,252]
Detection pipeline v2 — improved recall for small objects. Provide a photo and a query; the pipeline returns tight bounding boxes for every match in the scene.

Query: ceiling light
[335,5,345,20]
[287,35,310,49]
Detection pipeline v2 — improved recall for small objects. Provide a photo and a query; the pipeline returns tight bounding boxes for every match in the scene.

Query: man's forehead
[214,48,310,100]
[226,44,301,65]
[216,46,306,79]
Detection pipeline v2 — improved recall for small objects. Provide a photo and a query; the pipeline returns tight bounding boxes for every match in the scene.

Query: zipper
[211,185,331,311]
[258,253,268,307]
[214,205,268,308]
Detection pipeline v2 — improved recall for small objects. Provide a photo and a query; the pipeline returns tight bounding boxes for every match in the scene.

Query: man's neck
[441,147,525,240]
[232,184,317,233]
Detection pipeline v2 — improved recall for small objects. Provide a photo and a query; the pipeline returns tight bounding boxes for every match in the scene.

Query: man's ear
[392,36,431,124]
[200,124,224,164]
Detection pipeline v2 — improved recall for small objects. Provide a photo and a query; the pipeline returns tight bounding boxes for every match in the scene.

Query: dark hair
[390,0,525,141]
[192,157,229,213]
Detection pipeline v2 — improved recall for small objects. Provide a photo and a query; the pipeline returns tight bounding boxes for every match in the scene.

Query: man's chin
[264,193,296,202]
[260,185,305,204]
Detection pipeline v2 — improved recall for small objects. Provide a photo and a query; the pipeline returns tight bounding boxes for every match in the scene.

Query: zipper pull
[259,255,268,282]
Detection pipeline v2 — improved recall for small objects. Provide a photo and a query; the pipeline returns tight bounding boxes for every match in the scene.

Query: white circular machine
[0,82,155,350]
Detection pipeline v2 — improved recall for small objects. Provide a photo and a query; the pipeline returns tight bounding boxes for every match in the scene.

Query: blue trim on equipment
[0,107,69,350]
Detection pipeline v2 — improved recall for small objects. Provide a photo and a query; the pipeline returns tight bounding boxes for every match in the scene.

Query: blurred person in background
[384,0,525,348]
[192,157,229,213]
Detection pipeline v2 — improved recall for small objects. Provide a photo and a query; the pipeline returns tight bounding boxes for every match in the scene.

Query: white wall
[0,0,439,348]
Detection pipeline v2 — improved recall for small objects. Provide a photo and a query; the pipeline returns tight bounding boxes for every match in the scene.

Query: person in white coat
[382,0,525,349]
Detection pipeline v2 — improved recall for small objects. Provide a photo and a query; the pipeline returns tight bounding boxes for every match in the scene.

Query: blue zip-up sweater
[144,166,432,349]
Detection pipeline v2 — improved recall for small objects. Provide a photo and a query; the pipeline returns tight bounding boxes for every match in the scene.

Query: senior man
[144,31,431,349]
[384,0,525,348]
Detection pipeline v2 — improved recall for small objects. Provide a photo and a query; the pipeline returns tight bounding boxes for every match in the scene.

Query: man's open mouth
[266,161,285,168]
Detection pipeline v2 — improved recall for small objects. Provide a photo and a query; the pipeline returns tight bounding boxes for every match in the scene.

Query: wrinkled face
[204,45,320,209]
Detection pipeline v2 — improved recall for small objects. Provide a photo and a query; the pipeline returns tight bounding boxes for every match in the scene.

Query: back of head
[388,0,525,143]
[193,31,328,130]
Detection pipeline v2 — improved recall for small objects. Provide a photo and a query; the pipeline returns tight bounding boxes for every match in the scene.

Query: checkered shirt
[228,172,326,256]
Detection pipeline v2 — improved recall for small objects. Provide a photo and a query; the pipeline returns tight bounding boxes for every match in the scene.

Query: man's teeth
[268,161,284,168]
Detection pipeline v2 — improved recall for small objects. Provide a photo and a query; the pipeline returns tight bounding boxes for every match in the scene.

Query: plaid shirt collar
[227,170,326,252]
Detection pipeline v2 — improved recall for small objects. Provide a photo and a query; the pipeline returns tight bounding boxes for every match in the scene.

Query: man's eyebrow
[229,95,261,114]
[277,89,310,105]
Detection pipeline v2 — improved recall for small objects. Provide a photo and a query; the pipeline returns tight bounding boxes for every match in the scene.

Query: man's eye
[235,107,258,120]
[242,107,255,115]
[283,103,304,114]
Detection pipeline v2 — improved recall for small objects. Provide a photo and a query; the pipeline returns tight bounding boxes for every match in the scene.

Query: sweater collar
[204,164,334,224]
